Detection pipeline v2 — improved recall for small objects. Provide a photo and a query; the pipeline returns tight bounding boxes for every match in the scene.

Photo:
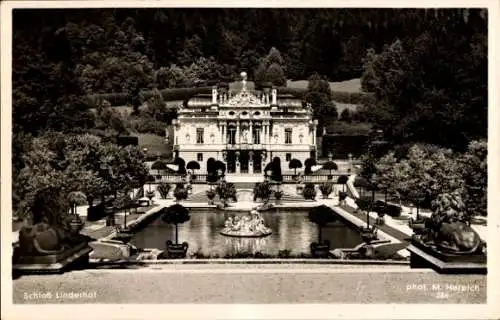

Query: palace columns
[236,121,240,144]
[249,122,253,144]
[263,122,268,145]
[235,151,240,174]
[221,123,226,144]
[248,151,254,174]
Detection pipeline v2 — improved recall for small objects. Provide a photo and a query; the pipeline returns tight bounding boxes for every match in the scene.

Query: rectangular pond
[129,208,363,257]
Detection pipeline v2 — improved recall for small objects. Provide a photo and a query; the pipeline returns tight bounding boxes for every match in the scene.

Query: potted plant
[319,182,333,199]
[157,183,171,199]
[67,191,87,233]
[360,225,378,243]
[356,196,377,242]
[206,189,216,205]
[302,183,316,200]
[337,175,349,192]
[308,205,337,257]
[186,160,200,180]
[274,190,283,205]
[215,180,237,207]
[173,184,188,203]
[145,190,155,205]
[105,205,116,226]
[253,181,271,204]
[375,206,386,226]
[322,161,338,180]
[338,191,348,206]
[161,204,191,258]
[288,158,302,178]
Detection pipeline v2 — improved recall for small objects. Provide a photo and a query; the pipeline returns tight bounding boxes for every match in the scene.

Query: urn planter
[408,218,427,234]
[113,228,134,243]
[310,241,331,258]
[274,191,283,205]
[69,215,84,234]
[164,240,189,259]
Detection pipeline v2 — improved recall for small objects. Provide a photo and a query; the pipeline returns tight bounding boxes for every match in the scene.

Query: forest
[11,8,488,216]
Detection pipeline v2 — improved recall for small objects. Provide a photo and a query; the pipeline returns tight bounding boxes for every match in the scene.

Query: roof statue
[225,71,263,107]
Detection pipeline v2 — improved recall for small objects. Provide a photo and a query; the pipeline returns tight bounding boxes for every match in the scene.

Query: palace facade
[171,74,318,174]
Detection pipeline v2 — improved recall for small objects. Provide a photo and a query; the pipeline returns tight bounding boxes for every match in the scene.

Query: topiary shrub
[173,184,188,202]
[206,189,216,205]
[303,183,316,200]
[215,181,237,207]
[254,181,271,203]
[157,183,171,199]
[386,202,402,217]
[161,204,190,246]
[319,183,333,199]
[356,196,373,213]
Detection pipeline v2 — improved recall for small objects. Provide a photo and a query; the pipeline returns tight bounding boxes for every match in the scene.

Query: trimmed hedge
[158,87,212,101]
[373,200,402,217]
[331,91,375,105]
[86,92,130,106]
[275,87,307,98]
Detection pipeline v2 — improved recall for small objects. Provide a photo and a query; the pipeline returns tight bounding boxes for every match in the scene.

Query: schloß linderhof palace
[170,72,319,175]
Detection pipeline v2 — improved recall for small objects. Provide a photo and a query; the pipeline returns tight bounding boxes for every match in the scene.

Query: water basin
[130,208,363,257]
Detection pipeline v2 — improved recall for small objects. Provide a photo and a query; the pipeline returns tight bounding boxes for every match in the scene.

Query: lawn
[287,78,362,93]
[132,131,173,160]
[335,102,359,115]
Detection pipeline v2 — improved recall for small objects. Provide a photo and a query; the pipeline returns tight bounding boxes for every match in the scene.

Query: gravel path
[13,264,486,304]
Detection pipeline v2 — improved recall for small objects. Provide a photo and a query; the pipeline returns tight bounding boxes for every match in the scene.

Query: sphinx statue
[415,192,483,254]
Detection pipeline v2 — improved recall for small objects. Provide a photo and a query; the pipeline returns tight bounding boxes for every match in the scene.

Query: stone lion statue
[420,192,483,254]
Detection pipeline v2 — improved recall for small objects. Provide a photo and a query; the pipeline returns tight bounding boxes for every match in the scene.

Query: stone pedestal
[407,240,487,274]
[13,242,93,275]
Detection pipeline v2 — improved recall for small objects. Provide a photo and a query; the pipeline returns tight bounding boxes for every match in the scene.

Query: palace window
[197,153,203,162]
[196,128,204,144]
[286,153,292,162]
[228,128,236,145]
[285,128,292,144]
[253,128,261,144]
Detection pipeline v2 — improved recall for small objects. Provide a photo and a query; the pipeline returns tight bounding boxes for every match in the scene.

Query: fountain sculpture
[220,210,272,238]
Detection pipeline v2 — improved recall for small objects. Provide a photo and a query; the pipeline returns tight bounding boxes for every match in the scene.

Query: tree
[304,158,317,175]
[254,47,287,86]
[186,160,201,174]
[67,191,87,215]
[356,196,374,229]
[161,204,190,244]
[305,73,337,133]
[375,152,398,202]
[206,158,218,184]
[270,157,283,183]
[174,157,187,174]
[288,159,302,175]
[308,205,336,243]
[360,19,486,151]
[322,161,338,175]
[459,140,487,217]
[340,108,353,122]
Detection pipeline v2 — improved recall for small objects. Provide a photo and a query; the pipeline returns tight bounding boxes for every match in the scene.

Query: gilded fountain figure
[220,210,272,238]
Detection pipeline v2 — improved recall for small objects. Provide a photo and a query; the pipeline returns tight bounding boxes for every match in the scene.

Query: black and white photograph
[1,1,498,319]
